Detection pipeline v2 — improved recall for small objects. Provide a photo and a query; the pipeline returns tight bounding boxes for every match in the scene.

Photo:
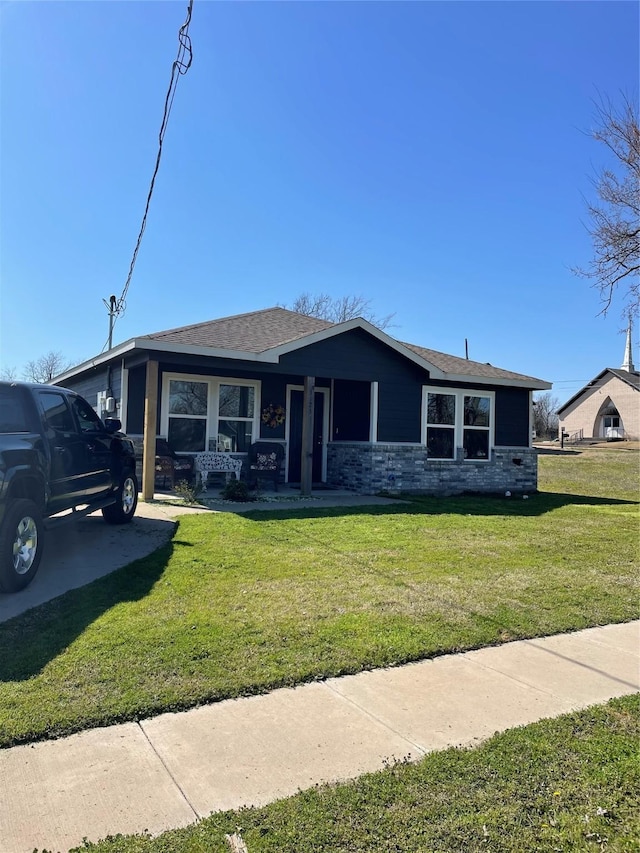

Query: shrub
[221,478,254,502]
[173,479,204,505]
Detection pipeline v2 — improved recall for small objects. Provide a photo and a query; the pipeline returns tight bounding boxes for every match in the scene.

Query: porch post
[142,359,159,501]
[369,381,379,442]
[300,375,315,496]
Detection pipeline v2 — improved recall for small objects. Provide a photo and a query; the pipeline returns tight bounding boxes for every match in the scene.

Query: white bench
[194,452,243,490]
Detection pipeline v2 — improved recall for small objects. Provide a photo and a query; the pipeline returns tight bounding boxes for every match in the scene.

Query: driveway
[0,503,178,624]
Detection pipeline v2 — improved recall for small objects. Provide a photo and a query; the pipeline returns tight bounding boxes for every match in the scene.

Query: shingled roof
[607,368,640,391]
[56,306,550,389]
[139,307,547,386]
[401,342,545,385]
[142,307,333,353]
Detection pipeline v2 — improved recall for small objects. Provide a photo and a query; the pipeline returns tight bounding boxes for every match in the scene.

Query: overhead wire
[102,0,194,352]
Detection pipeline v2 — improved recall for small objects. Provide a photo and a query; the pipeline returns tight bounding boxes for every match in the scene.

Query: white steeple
[621,316,635,372]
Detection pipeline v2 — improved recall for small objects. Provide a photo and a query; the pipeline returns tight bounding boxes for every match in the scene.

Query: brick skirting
[327,443,538,495]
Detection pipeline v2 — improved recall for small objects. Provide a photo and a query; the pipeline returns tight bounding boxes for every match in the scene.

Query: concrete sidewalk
[2,620,638,853]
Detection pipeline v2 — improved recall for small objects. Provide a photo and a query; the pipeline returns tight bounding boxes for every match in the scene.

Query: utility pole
[103,295,118,351]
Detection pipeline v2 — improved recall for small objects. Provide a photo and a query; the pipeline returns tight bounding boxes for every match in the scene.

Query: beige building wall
[559,373,640,440]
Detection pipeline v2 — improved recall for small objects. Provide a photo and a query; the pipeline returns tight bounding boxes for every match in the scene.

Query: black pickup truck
[0,381,138,593]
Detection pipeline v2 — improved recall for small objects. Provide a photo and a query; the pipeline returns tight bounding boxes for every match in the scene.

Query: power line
[103,0,194,352]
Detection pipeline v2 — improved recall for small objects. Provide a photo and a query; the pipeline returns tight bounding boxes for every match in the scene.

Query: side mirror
[104,418,122,433]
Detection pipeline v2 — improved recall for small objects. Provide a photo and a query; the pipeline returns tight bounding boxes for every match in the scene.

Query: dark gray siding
[280,330,428,444]
[495,387,530,446]
[378,381,423,442]
[126,365,147,434]
[278,328,430,383]
[333,380,370,441]
[57,366,121,412]
[258,374,287,440]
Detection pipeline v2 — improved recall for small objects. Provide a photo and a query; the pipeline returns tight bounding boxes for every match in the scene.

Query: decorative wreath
[261,403,286,428]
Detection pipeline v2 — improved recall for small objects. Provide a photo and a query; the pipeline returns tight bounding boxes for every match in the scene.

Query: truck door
[37,390,90,510]
[68,394,113,496]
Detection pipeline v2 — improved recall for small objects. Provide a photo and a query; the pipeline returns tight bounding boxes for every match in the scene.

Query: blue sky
[1,0,637,404]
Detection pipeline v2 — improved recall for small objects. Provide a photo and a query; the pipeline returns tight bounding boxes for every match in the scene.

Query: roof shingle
[401,342,545,384]
[142,307,333,353]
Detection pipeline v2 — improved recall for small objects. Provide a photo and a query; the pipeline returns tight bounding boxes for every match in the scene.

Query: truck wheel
[0,499,44,593]
[102,471,138,524]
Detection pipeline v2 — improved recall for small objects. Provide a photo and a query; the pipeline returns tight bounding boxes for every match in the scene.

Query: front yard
[0,445,637,749]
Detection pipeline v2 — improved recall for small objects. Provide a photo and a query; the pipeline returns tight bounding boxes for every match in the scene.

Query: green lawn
[0,446,638,748]
[74,695,640,853]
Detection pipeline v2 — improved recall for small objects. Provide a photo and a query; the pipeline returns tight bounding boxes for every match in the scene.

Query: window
[39,392,75,433]
[425,392,455,459]
[71,395,104,433]
[603,415,620,429]
[463,395,491,459]
[422,387,494,461]
[162,375,260,453]
[0,387,28,433]
[218,384,255,452]
[167,380,208,452]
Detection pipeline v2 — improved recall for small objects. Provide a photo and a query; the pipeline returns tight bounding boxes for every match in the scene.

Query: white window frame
[421,386,495,461]
[422,388,457,459]
[161,372,261,453]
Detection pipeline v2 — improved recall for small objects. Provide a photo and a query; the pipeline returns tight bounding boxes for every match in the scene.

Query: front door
[287,389,326,483]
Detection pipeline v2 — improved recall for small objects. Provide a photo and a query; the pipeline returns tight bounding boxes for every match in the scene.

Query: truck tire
[0,499,44,593]
[102,471,138,524]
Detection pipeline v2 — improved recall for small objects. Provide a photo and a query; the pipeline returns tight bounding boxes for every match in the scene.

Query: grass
[70,695,640,853]
[0,445,638,748]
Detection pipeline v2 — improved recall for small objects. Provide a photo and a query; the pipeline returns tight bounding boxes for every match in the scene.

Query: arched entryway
[595,399,624,439]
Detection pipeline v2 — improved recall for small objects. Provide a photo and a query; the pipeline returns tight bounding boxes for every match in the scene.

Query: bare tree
[533,392,561,439]
[23,351,72,383]
[0,365,18,381]
[574,94,640,316]
[287,293,395,330]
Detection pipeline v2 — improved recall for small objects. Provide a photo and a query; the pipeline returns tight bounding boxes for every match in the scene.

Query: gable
[277,327,430,383]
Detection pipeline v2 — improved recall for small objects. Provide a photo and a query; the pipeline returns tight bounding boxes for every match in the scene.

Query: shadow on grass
[0,541,172,683]
[238,491,637,522]
[1,491,635,682]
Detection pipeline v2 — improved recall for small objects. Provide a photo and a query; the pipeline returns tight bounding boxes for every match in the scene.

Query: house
[557,326,640,442]
[54,307,551,497]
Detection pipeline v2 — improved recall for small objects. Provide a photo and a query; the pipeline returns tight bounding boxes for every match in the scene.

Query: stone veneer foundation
[327,443,538,495]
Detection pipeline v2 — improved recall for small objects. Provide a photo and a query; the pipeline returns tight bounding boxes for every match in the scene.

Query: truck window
[0,387,29,433]
[71,395,104,433]
[38,392,76,433]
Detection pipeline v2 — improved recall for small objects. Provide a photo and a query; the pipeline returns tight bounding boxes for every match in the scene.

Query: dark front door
[288,390,325,483]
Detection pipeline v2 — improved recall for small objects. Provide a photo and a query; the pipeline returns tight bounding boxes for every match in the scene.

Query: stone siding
[327,443,538,495]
